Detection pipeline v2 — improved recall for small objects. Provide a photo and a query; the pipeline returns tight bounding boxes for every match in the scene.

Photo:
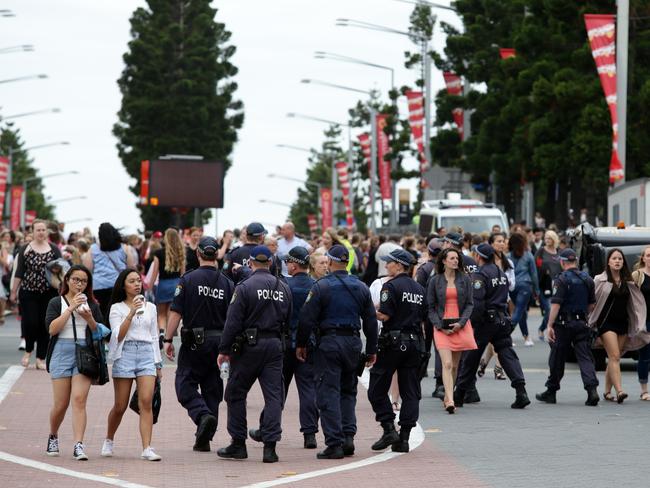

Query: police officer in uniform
[163,237,235,452]
[415,238,442,288]
[249,246,319,449]
[453,243,530,409]
[368,249,426,453]
[536,249,599,406]
[217,245,292,463]
[223,222,278,284]
[296,244,378,460]
[443,232,478,274]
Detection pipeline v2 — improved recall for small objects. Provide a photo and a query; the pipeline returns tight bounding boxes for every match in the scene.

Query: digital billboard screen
[147,159,225,208]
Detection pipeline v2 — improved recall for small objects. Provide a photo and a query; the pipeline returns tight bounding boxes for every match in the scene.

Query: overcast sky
[1,0,459,237]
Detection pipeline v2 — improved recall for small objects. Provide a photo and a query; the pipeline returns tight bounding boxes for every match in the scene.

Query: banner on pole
[320,188,333,230]
[140,160,150,205]
[358,133,372,175]
[10,185,23,230]
[499,48,517,59]
[25,210,37,228]
[442,72,464,140]
[0,156,9,217]
[335,161,354,229]
[584,13,623,184]
[375,114,392,200]
[405,91,430,185]
[307,214,318,233]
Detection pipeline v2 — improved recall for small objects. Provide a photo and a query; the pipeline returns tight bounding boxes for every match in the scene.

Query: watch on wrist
[163,338,173,344]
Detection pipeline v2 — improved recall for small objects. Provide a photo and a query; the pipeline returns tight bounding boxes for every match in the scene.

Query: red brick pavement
[0,367,487,488]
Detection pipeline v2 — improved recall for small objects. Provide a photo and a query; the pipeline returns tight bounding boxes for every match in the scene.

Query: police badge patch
[174,285,182,296]
[473,280,482,290]
[381,290,389,302]
[230,291,237,304]
[305,291,312,303]
[552,285,557,296]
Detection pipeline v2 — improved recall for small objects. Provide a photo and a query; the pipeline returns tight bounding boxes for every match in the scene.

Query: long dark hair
[436,248,464,275]
[606,248,633,283]
[110,268,140,305]
[488,232,512,271]
[98,222,122,252]
[508,232,527,259]
[60,265,96,303]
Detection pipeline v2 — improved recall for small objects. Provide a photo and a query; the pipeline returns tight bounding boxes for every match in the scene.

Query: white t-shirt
[58,299,89,339]
[370,276,390,331]
[375,242,401,277]
[277,236,312,277]
[108,301,161,363]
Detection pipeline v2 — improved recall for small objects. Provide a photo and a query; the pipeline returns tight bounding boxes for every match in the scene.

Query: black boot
[432,383,445,400]
[371,422,399,451]
[391,427,411,453]
[303,433,317,449]
[317,445,344,459]
[342,435,355,456]
[511,387,531,409]
[585,387,600,406]
[453,388,465,408]
[193,414,217,452]
[217,438,248,459]
[535,389,557,404]
[248,428,263,443]
[464,387,481,404]
[263,442,278,463]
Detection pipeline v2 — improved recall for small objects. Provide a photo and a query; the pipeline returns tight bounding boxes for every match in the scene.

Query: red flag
[307,214,318,233]
[584,14,623,184]
[25,210,37,227]
[443,72,464,140]
[140,160,150,205]
[335,161,354,229]
[320,188,333,230]
[499,48,516,59]
[10,185,23,230]
[358,133,372,174]
[405,91,430,184]
[0,156,9,217]
[375,114,392,200]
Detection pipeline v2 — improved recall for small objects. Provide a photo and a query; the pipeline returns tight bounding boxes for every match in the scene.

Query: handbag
[66,297,101,380]
[129,378,162,424]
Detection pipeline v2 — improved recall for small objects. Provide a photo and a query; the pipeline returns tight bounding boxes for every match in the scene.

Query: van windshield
[440,216,504,234]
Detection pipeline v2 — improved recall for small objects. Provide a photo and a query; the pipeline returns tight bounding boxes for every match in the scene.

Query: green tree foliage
[0,124,55,225]
[114,0,243,230]
[429,0,650,227]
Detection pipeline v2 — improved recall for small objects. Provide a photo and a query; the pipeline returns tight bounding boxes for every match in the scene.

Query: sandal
[21,353,31,368]
[603,392,616,402]
[444,402,456,414]
[35,359,46,370]
[392,401,401,411]
[477,358,487,378]
[494,365,506,380]
[640,392,650,401]
[617,392,628,404]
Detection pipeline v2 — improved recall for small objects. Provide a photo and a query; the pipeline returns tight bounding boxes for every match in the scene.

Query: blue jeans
[511,284,532,338]
[637,329,650,384]
[538,293,551,332]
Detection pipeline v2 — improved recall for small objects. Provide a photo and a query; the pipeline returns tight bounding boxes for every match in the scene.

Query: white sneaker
[73,442,88,461]
[524,339,534,347]
[18,338,26,351]
[141,446,162,461]
[101,439,114,457]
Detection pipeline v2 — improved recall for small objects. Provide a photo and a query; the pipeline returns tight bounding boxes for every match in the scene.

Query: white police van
[417,199,508,235]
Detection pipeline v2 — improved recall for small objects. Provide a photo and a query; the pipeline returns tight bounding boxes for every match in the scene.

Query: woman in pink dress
[427,249,477,413]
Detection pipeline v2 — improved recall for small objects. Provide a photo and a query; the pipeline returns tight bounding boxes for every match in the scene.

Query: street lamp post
[275,144,312,153]
[2,107,61,120]
[48,196,87,204]
[268,173,323,228]
[259,199,292,208]
[0,74,47,85]
[21,170,79,227]
[0,44,34,54]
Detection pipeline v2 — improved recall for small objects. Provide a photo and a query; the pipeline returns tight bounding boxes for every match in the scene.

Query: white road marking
[241,368,425,488]
[0,365,24,403]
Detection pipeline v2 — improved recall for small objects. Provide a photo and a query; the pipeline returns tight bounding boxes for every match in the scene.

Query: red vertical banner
[584,14,623,184]
[335,161,354,229]
[25,210,37,228]
[375,114,392,200]
[405,91,430,188]
[443,72,464,140]
[0,156,9,217]
[307,214,318,233]
[140,160,150,205]
[357,133,372,174]
[10,185,23,230]
[499,48,516,59]
[320,188,333,230]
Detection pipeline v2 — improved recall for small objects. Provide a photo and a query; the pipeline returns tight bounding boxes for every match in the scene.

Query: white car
[418,199,508,235]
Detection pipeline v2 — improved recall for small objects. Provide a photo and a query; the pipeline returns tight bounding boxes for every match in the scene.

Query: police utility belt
[180,327,222,349]
[486,309,509,327]
[231,328,282,354]
[378,329,422,352]
[557,311,587,324]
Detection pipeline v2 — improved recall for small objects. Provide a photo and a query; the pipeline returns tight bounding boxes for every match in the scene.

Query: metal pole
[20,180,27,229]
[330,158,336,229]
[347,126,354,209]
[370,108,378,232]
[4,148,12,225]
[424,42,432,166]
[616,0,629,183]
[193,207,201,227]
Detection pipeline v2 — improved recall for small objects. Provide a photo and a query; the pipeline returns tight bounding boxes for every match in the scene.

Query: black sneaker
[342,435,355,456]
[217,439,247,459]
[46,435,59,457]
[316,445,344,459]
[248,428,263,443]
[73,442,88,461]
[263,442,278,463]
[535,389,557,404]
[303,433,317,449]
[194,414,217,452]
[585,387,600,406]
[511,391,531,409]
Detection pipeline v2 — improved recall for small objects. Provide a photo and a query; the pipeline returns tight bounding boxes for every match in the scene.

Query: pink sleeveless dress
[434,287,478,352]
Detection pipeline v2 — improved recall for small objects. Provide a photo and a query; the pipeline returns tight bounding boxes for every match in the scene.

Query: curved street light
[275,144,312,153]
[0,45,35,54]
[268,173,323,227]
[0,74,47,85]
[21,170,79,227]
[315,51,395,88]
[259,199,292,208]
[3,107,61,120]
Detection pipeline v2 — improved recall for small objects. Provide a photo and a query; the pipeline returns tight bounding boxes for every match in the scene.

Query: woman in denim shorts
[44,265,104,460]
[103,268,162,461]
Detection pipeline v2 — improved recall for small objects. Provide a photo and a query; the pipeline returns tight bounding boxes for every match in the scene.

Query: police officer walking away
[163,237,235,452]
[536,249,600,406]
[249,246,319,449]
[222,222,268,283]
[296,244,379,460]
[454,243,530,409]
[217,245,292,463]
[368,249,426,453]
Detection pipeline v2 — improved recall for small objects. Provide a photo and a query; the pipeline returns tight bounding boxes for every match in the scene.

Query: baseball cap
[250,245,272,263]
[247,222,267,237]
[444,232,463,247]
[381,249,414,267]
[475,243,494,260]
[198,236,218,257]
[326,244,349,263]
[559,249,577,262]
[427,238,443,256]
[152,231,163,239]
[282,246,310,266]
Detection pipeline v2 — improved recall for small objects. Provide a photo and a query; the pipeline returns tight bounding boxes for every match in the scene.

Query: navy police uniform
[223,223,280,283]
[218,245,292,458]
[537,249,599,405]
[169,237,234,449]
[454,244,530,409]
[368,249,426,453]
[297,245,378,459]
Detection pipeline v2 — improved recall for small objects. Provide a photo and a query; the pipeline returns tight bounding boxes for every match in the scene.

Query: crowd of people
[4,217,650,463]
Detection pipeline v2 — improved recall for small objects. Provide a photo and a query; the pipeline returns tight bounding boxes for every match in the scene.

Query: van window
[418,214,434,235]
[630,199,638,226]
[613,204,620,224]
[440,216,504,234]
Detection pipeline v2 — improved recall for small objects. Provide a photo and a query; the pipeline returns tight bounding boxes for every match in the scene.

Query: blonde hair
[309,251,327,278]
[634,245,650,271]
[164,228,185,273]
[544,230,560,249]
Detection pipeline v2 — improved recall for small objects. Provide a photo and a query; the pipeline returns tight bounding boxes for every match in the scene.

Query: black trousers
[20,288,57,359]
[368,342,421,428]
[93,288,112,325]
[456,319,526,393]
[546,320,598,391]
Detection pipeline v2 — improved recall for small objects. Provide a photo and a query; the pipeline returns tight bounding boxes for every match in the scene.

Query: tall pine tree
[114,0,243,230]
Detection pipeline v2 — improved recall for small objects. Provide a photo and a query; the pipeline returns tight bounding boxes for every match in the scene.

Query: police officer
[223,222,277,284]
[217,245,292,464]
[442,232,478,274]
[415,238,442,288]
[296,244,378,460]
[453,243,530,409]
[249,246,319,449]
[368,249,426,453]
[536,249,599,406]
[163,236,235,452]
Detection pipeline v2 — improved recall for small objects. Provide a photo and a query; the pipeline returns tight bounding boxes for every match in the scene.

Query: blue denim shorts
[112,341,156,378]
[49,339,80,379]
[155,278,179,304]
